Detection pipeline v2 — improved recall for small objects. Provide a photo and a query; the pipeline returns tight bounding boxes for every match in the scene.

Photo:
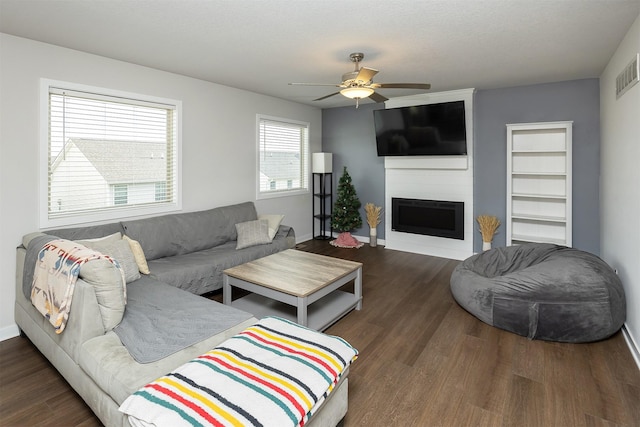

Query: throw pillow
[123,235,151,275]
[76,232,122,246]
[258,214,285,240]
[235,219,272,250]
[79,236,141,283]
[80,259,126,332]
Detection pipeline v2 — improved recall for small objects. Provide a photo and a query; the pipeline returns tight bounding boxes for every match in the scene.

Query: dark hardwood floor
[1,240,639,426]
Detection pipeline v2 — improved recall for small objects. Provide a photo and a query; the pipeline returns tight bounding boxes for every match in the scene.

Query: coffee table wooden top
[223,249,362,297]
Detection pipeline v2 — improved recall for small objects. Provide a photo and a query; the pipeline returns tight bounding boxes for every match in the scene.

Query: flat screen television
[373,100,467,156]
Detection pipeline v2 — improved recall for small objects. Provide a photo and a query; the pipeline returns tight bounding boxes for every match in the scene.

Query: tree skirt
[330,232,364,249]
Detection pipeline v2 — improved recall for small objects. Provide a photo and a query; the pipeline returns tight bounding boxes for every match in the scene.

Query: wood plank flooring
[1,240,639,426]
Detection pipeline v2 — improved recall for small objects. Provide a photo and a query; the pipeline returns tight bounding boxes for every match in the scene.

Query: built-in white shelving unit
[506,121,572,246]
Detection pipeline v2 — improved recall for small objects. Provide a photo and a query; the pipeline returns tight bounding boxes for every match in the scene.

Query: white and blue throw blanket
[119,316,358,427]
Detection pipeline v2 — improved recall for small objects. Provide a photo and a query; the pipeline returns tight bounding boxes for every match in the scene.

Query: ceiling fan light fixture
[340,86,374,99]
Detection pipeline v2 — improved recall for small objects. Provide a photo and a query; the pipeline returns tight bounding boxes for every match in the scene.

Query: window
[112,184,128,205]
[155,182,167,202]
[41,79,181,227]
[257,115,309,199]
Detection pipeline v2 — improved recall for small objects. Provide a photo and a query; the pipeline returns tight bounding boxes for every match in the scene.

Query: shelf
[512,192,567,199]
[313,235,333,241]
[511,213,566,223]
[511,234,567,245]
[511,172,567,176]
[231,290,360,332]
[511,149,567,153]
[511,125,568,152]
[313,172,333,239]
[512,152,567,174]
[512,176,567,198]
[507,121,572,246]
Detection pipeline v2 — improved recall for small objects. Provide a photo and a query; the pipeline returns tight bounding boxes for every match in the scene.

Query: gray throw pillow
[79,234,141,283]
[258,214,285,240]
[235,219,272,250]
[80,259,126,331]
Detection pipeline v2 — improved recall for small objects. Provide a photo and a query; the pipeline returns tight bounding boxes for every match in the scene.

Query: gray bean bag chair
[450,243,626,343]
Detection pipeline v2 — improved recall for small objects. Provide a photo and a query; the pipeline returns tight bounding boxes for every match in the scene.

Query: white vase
[482,241,492,251]
[369,227,377,247]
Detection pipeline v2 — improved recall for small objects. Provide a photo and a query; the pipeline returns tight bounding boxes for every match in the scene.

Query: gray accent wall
[322,103,386,239]
[322,79,600,253]
[474,79,600,254]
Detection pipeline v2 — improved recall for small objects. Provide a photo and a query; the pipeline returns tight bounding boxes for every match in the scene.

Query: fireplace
[392,197,464,240]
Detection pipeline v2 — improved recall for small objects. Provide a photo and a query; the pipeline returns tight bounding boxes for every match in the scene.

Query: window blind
[257,117,309,196]
[46,86,178,221]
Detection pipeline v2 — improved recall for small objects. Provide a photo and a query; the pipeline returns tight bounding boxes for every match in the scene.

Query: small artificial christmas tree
[330,166,363,248]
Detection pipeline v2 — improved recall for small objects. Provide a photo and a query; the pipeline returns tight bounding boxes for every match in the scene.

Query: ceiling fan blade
[355,67,378,84]
[369,92,388,103]
[374,83,431,90]
[289,83,342,87]
[313,92,341,101]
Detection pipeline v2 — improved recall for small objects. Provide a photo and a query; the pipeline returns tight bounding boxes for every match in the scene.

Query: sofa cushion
[147,235,293,295]
[78,233,141,283]
[47,222,125,241]
[76,231,122,246]
[79,318,257,406]
[121,207,233,260]
[123,235,150,274]
[79,259,127,331]
[235,219,272,249]
[217,201,259,241]
[259,214,285,240]
[113,277,254,363]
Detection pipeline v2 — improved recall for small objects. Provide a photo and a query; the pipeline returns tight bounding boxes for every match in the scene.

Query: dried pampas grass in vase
[477,215,501,251]
[364,203,383,247]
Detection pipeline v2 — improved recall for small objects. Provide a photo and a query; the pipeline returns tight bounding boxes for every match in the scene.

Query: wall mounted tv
[374,100,467,156]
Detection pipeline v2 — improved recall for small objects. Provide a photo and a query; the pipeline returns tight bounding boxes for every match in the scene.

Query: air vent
[616,53,639,99]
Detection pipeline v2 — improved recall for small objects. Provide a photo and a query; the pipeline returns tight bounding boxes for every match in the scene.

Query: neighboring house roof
[260,151,301,181]
[53,138,168,184]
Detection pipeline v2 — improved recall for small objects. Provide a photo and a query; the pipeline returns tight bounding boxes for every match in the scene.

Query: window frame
[255,114,310,200]
[39,79,182,229]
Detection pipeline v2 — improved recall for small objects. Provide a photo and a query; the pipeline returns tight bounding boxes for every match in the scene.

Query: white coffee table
[223,249,362,331]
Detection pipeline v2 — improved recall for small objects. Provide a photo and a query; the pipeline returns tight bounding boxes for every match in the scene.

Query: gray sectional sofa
[45,201,296,295]
[15,201,352,426]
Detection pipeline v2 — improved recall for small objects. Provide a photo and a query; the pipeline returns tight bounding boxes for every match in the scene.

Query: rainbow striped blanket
[119,316,358,427]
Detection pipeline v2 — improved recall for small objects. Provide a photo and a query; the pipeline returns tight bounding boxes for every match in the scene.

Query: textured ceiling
[1,0,639,108]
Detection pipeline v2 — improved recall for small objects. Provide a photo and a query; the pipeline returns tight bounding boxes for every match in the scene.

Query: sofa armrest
[275,224,294,239]
[16,245,106,361]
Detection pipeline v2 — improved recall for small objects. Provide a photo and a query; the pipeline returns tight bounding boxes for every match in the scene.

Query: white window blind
[42,80,180,227]
[257,116,309,198]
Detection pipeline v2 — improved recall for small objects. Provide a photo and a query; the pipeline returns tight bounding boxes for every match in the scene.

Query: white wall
[600,14,640,363]
[383,90,475,260]
[0,34,321,339]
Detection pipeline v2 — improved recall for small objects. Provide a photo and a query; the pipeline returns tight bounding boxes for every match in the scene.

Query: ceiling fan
[289,52,431,107]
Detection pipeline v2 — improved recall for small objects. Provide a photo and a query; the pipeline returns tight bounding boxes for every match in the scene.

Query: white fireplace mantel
[383,89,475,260]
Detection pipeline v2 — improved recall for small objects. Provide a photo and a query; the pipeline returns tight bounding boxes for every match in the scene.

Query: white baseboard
[0,323,20,342]
[297,233,313,244]
[622,324,640,371]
